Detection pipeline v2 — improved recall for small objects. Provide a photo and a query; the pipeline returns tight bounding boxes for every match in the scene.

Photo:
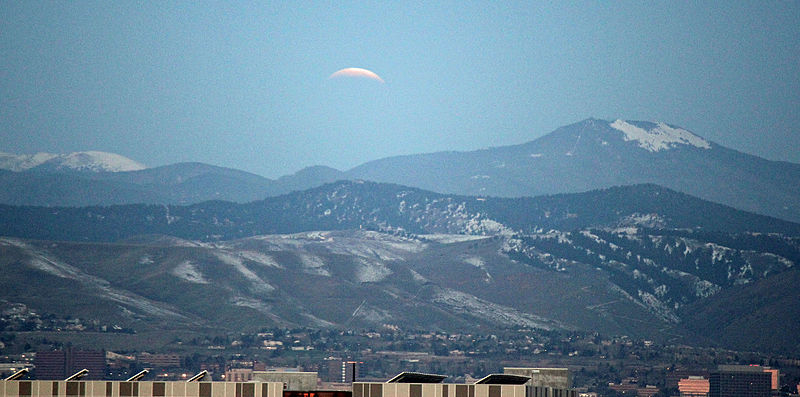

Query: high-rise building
[339,361,361,383]
[709,366,770,397]
[762,368,779,391]
[667,370,710,390]
[32,351,66,381]
[33,350,106,380]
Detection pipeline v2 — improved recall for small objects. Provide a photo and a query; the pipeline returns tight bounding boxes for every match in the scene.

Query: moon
[329,67,385,83]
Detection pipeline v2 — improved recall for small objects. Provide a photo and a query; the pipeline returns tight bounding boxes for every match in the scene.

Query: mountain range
[2,118,800,223]
[2,117,800,355]
[1,181,798,354]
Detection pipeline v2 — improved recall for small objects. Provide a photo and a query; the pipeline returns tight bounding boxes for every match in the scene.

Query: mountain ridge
[342,118,800,222]
[2,181,799,243]
[1,180,798,354]
[2,118,799,223]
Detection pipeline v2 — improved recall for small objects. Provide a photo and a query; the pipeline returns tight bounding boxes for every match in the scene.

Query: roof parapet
[65,369,89,381]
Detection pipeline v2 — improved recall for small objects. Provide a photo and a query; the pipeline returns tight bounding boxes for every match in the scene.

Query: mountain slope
[0,169,168,207]
[1,181,798,352]
[85,162,279,204]
[344,118,800,222]
[0,231,668,338]
[680,269,800,354]
[0,162,279,206]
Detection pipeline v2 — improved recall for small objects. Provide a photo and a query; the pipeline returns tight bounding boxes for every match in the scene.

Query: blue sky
[2,2,799,177]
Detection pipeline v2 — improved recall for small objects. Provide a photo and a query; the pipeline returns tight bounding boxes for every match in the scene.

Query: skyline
[2,2,799,178]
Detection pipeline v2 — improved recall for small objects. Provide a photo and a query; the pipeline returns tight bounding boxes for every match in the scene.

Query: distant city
[1,325,799,396]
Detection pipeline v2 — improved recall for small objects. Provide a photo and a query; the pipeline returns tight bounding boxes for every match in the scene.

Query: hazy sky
[2,2,799,178]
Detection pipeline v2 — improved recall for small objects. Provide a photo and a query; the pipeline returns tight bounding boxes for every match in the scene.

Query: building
[678,376,709,397]
[33,350,106,381]
[226,369,254,383]
[2,371,578,397]
[354,372,576,397]
[31,352,66,381]
[666,370,709,390]
[341,362,362,384]
[252,371,318,391]
[709,366,771,397]
[137,354,181,369]
[503,368,571,389]
[325,361,362,384]
[607,381,637,395]
[636,386,658,397]
[762,368,779,391]
[0,380,285,397]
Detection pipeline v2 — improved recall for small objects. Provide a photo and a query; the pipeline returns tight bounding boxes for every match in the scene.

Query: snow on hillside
[355,258,393,283]
[432,288,562,330]
[609,120,711,152]
[419,234,492,244]
[0,152,59,171]
[50,151,146,172]
[172,260,210,284]
[0,151,145,172]
[213,252,275,293]
[0,238,185,318]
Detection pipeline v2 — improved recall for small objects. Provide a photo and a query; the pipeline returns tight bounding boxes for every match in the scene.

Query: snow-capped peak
[0,151,146,172]
[55,151,146,172]
[609,119,711,152]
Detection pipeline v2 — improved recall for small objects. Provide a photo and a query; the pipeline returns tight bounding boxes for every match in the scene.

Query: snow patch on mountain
[231,296,274,316]
[355,258,393,283]
[326,231,425,261]
[419,234,491,244]
[0,152,58,171]
[409,269,429,283]
[298,254,330,276]
[172,261,209,284]
[693,279,722,298]
[610,120,711,152]
[637,290,680,323]
[432,288,562,330]
[352,305,394,324]
[617,213,667,229]
[54,151,146,172]
[213,252,275,293]
[463,256,493,282]
[237,251,283,269]
[1,238,184,318]
[0,151,145,172]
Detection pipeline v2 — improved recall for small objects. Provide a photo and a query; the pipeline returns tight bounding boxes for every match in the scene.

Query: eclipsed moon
[329,67,385,83]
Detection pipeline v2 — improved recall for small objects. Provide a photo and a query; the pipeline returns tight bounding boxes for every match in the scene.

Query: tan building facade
[353,382,575,397]
[502,368,571,390]
[354,382,526,397]
[0,380,284,397]
[252,372,318,391]
[225,369,254,383]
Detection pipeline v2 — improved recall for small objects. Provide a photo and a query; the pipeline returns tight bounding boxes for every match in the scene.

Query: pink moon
[329,67,385,83]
